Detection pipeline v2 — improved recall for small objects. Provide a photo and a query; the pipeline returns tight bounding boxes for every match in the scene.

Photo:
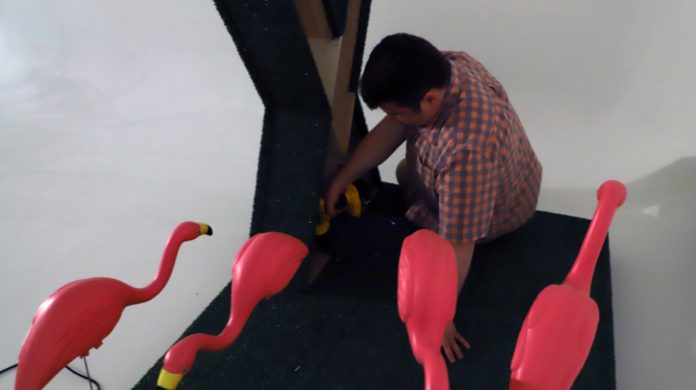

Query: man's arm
[451,241,475,293]
[325,115,408,216]
[441,240,475,363]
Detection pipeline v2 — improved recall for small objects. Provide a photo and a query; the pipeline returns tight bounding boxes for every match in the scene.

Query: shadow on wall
[541,157,696,389]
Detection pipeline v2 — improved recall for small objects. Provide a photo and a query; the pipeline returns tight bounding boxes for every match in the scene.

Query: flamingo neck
[199,295,259,352]
[162,300,257,376]
[131,236,184,303]
[219,298,257,346]
[564,198,619,292]
[421,350,449,390]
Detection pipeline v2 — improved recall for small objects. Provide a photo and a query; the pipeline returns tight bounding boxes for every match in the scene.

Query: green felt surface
[134,186,615,389]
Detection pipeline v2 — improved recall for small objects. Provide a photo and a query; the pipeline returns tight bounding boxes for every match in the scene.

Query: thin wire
[0,363,18,375]
[65,365,102,390]
[1,362,101,389]
[82,357,94,390]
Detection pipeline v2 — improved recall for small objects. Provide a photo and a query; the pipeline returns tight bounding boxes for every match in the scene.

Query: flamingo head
[597,180,627,207]
[173,221,213,242]
[158,334,207,389]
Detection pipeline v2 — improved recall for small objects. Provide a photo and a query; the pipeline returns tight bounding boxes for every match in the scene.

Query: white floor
[1,1,694,389]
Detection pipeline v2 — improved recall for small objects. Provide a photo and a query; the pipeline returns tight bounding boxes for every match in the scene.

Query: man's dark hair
[359,33,450,111]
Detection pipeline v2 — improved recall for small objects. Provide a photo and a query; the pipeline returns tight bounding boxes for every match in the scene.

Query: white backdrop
[1,1,694,389]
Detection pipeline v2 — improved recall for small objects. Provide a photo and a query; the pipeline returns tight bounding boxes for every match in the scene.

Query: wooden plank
[295,0,362,180]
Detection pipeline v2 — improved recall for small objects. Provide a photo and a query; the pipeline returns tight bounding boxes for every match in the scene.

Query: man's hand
[442,321,470,363]
[324,115,408,217]
[443,242,474,363]
[324,176,348,218]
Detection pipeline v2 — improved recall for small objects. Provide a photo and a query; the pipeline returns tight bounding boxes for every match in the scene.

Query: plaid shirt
[405,51,542,243]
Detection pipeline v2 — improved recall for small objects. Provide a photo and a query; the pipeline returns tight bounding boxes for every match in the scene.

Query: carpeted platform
[133,185,616,389]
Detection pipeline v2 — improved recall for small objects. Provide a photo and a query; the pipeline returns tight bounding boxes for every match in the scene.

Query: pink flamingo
[398,229,458,390]
[157,231,308,389]
[509,180,627,390]
[15,221,213,390]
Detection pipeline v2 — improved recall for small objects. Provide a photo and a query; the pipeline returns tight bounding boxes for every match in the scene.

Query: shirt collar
[427,57,461,131]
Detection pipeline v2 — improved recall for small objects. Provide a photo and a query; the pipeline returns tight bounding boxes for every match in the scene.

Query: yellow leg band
[157,369,183,390]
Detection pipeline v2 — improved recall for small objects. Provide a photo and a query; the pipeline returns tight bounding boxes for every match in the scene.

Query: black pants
[321,183,421,263]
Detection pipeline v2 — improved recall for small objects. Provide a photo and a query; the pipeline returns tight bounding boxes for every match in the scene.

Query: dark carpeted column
[214,0,333,247]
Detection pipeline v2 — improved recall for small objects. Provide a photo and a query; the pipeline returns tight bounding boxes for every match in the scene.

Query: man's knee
[396,158,408,187]
[395,158,419,208]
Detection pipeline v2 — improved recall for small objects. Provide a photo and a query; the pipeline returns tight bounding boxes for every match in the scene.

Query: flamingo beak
[157,369,183,389]
[198,224,213,236]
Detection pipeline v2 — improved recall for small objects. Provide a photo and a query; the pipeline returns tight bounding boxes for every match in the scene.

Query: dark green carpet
[133,185,616,389]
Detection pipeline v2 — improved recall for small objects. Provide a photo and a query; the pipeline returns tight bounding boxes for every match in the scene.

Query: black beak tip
[206,226,214,236]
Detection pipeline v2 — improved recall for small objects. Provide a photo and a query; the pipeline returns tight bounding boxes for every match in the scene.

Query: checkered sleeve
[437,150,498,243]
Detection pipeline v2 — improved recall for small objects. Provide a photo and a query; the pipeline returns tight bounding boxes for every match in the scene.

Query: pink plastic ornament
[16,221,212,390]
[510,180,627,390]
[398,229,458,390]
[157,232,308,389]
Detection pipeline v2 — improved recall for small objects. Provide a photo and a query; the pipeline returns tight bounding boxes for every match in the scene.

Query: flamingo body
[16,278,132,390]
[509,285,599,390]
[397,229,457,390]
[16,221,211,390]
[510,181,626,390]
[158,232,308,389]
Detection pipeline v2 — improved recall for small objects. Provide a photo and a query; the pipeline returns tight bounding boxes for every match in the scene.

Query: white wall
[0,1,262,388]
[1,0,694,389]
